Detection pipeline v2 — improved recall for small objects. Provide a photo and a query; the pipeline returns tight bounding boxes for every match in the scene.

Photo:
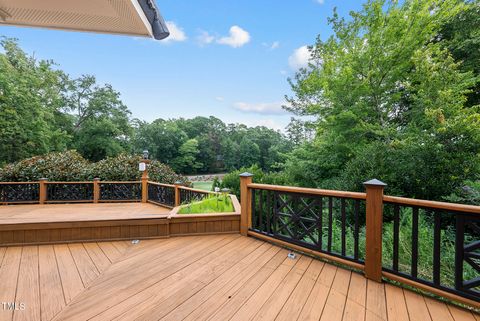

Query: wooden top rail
[178,186,217,194]
[99,181,142,184]
[147,181,175,188]
[45,181,94,184]
[0,181,39,185]
[383,195,480,214]
[247,183,367,200]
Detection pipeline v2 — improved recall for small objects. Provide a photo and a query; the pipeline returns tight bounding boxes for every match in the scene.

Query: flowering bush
[0,151,185,184]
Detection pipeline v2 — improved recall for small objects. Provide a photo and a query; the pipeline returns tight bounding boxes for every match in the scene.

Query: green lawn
[192,181,213,191]
[178,195,234,214]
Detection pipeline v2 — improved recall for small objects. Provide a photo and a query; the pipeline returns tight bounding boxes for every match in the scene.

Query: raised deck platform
[0,203,240,246]
[0,235,477,321]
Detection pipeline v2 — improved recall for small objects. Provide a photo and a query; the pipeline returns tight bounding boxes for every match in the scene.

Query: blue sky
[0,0,363,130]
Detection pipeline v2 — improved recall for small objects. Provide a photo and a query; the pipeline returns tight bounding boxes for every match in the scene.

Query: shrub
[220,165,290,197]
[0,150,90,181]
[0,150,185,184]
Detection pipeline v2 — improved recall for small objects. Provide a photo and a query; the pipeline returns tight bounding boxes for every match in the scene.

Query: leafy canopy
[284,0,480,199]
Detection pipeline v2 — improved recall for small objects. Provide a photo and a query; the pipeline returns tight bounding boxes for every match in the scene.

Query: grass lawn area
[192,181,213,191]
[178,195,234,214]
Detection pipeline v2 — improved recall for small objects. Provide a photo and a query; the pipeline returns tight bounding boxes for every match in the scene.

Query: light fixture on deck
[142,149,149,160]
[287,252,296,259]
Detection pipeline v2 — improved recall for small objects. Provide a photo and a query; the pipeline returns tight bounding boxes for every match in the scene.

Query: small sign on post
[139,162,146,172]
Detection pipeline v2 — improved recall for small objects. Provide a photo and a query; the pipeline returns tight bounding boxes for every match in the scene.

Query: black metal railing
[383,201,480,302]
[179,188,211,204]
[0,183,39,203]
[148,183,175,207]
[250,188,366,265]
[99,182,141,201]
[46,182,93,202]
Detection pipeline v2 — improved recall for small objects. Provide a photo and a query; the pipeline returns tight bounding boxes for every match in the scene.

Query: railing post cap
[39,178,48,181]
[239,172,254,177]
[363,179,387,187]
[93,177,100,181]
[174,180,183,185]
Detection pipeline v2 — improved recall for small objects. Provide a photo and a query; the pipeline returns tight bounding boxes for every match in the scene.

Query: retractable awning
[0,0,169,40]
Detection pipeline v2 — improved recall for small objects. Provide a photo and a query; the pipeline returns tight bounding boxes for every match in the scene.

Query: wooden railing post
[240,172,253,236]
[140,160,150,203]
[39,178,47,204]
[174,181,182,207]
[141,172,148,203]
[93,178,100,203]
[364,179,387,282]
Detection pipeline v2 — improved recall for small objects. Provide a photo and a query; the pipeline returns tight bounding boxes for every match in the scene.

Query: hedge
[0,150,186,184]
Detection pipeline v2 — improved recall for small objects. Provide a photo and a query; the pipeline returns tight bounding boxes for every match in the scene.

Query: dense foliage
[0,150,184,183]
[282,0,480,201]
[132,117,292,174]
[0,38,290,174]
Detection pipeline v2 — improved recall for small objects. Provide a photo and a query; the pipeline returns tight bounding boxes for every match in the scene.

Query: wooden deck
[0,203,240,246]
[0,234,477,321]
[0,203,170,224]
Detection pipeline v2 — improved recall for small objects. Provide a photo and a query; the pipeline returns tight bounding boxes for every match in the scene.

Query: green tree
[284,0,480,199]
[0,38,69,164]
[64,75,132,161]
[171,138,203,174]
[438,0,480,107]
[239,136,261,168]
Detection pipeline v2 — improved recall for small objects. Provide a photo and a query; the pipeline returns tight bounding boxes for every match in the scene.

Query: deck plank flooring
[0,203,170,225]
[0,235,477,321]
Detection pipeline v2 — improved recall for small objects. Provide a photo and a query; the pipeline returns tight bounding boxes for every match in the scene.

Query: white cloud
[215,96,224,102]
[233,101,288,115]
[270,41,280,49]
[316,0,325,4]
[197,30,215,45]
[217,26,250,48]
[280,70,288,75]
[288,45,311,70]
[163,21,187,43]
[262,41,280,50]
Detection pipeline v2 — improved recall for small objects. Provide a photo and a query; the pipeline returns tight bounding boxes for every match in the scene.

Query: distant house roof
[0,0,169,40]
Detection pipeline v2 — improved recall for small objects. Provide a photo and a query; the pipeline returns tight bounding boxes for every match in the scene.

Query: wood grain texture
[0,235,477,321]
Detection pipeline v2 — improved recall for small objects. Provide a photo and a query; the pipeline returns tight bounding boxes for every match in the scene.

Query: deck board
[0,235,477,321]
[39,245,65,321]
[0,203,169,225]
[0,246,22,321]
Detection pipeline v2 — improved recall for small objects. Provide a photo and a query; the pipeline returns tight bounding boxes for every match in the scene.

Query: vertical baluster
[341,198,346,256]
[328,197,333,252]
[259,189,263,230]
[455,215,465,290]
[273,192,278,236]
[411,207,419,278]
[354,200,360,261]
[433,211,441,286]
[266,190,271,235]
[318,197,323,251]
[251,189,257,230]
[393,204,400,271]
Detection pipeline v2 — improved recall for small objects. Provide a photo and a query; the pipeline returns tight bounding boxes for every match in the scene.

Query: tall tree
[284,0,480,199]
[0,38,69,165]
[64,75,132,161]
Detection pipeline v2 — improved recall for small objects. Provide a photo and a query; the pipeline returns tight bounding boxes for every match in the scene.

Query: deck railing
[240,173,480,308]
[0,179,216,209]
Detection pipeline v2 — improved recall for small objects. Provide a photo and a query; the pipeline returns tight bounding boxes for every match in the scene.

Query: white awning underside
[0,0,156,39]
